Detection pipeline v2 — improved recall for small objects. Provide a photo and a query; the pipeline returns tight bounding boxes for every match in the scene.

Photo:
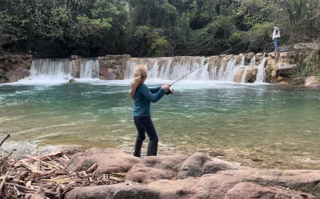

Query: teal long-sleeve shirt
[133,84,165,116]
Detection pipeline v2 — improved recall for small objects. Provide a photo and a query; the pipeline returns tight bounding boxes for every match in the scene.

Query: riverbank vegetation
[1,0,320,58]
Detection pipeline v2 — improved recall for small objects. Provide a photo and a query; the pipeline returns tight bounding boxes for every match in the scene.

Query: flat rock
[66,184,159,199]
[127,155,187,184]
[294,43,320,51]
[66,148,140,174]
[65,149,320,199]
[225,182,316,199]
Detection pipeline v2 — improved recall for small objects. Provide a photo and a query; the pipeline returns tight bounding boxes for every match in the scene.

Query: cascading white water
[29,59,77,82]
[147,60,159,79]
[223,57,237,81]
[241,66,249,83]
[80,60,100,79]
[124,55,262,83]
[241,56,245,65]
[255,58,267,83]
[25,58,100,84]
[250,56,256,67]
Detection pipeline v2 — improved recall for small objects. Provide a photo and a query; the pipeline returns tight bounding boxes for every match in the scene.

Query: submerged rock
[69,79,76,83]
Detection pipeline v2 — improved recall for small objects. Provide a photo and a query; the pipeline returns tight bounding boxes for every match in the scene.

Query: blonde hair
[130,64,148,99]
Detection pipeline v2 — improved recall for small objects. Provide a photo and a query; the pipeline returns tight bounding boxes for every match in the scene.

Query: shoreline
[7,145,320,199]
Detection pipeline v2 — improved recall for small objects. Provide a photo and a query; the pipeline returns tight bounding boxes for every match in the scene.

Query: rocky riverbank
[0,54,32,83]
[8,147,320,199]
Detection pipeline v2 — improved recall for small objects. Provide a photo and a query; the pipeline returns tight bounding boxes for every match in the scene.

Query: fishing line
[169,41,246,87]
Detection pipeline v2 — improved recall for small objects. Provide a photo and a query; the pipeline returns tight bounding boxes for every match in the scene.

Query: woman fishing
[130,65,170,157]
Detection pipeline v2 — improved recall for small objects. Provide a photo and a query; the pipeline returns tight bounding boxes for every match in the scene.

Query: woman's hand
[162,84,170,92]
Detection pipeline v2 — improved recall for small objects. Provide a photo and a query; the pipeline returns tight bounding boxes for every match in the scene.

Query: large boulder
[5,71,18,82]
[225,182,316,199]
[276,63,298,77]
[305,76,320,87]
[294,43,320,51]
[233,66,245,83]
[127,153,246,184]
[127,155,187,184]
[64,149,320,199]
[66,148,140,174]
[100,67,117,80]
[245,67,258,83]
[66,184,159,199]
[177,153,245,179]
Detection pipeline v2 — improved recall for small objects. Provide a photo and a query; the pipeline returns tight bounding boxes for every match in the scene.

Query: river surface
[0,79,320,169]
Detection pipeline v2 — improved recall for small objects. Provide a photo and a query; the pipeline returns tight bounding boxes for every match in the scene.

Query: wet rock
[305,76,320,87]
[69,79,76,83]
[15,70,30,80]
[71,55,79,59]
[233,66,245,83]
[276,63,298,77]
[5,71,17,82]
[294,43,320,51]
[100,67,117,80]
[225,182,316,199]
[246,67,258,83]
[66,148,140,174]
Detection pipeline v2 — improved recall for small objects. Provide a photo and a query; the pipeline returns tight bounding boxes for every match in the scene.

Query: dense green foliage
[1,0,320,57]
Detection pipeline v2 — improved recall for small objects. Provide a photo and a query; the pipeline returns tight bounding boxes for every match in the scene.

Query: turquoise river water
[0,79,319,169]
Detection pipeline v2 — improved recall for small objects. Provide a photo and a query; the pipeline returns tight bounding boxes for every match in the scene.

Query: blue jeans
[134,116,158,141]
[274,38,279,51]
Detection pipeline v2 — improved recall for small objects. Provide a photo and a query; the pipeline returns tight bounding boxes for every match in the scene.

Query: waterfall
[223,57,237,81]
[27,58,100,83]
[250,56,256,66]
[147,60,159,79]
[241,56,245,65]
[29,59,76,81]
[255,58,267,83]
[124,55,264,83]
[80,60,100,79]
[241,66,249,83]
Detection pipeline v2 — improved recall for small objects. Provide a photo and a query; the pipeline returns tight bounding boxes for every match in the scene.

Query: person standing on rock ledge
[130,65,170,157]
[272,25,280,52]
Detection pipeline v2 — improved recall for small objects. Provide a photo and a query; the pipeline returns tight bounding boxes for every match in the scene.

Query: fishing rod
[163,41,247,95]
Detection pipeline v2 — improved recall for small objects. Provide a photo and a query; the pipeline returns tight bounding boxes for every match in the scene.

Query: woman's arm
[149,86,161,94]
[140,84,165,103]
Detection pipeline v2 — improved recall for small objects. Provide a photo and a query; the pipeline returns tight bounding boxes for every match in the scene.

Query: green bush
[302,54,320,77]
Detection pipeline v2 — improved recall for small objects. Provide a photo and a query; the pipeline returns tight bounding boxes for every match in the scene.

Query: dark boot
[147,141,158,156]
[133,139,143,157]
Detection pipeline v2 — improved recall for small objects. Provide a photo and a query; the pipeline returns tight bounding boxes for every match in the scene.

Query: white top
[273,27,280,39]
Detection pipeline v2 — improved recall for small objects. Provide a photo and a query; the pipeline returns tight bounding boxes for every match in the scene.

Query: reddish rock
[305,76,320,87]
[0,55,32,83]
[100,67,117,80]
[177,153,246,179]
[66,148,140,174]
[65,184,159,199]
[64,148,320,199]
[225,182,316,199]
[127,155,187,184]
